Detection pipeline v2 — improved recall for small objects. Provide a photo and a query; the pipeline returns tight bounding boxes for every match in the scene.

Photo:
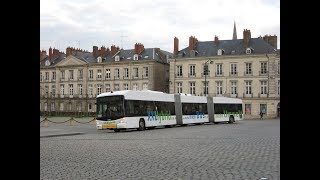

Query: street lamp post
[204,59,214,96]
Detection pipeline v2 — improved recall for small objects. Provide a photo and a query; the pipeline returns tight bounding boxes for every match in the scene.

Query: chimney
[41,50,46,56]
[111,45,118,56]
[174,37,179,56]
[243,29,251,48]
[214,35,219,46]
[52,48,60,60]
[189,36,198,51]
[93,46,99,58]
[263,34,277,49]
[66,47,71,57]
[100,46,106,57]
[49,47,52,60]
[134,43,144,54]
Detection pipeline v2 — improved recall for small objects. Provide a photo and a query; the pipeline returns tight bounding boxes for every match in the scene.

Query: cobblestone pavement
[40,119,280,180]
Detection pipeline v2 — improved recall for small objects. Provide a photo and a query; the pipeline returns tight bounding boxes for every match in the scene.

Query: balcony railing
[175,74,183,78]
[258,93,269,98]
[201,73,210,77]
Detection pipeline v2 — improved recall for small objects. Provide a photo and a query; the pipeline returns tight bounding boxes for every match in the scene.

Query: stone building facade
[169,29,280,119]
[40,44,172,116]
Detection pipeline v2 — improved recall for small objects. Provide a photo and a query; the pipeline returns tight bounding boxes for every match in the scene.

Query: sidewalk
[40,116,97,138]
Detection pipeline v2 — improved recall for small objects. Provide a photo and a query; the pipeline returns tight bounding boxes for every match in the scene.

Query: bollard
[44,117,49,127]
[69,117,74,126]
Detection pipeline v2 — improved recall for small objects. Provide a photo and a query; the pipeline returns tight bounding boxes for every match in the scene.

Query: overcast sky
[40,0,280,54]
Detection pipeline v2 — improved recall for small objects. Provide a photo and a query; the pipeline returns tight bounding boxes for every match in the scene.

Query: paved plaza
[40,119,280,180]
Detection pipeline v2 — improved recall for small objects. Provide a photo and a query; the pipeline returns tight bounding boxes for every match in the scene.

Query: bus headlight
[119,118,126,123]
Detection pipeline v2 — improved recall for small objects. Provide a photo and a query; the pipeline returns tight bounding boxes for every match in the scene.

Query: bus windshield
[96,95,124,121]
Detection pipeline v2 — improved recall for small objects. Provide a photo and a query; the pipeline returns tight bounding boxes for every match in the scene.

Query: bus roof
[212,96,243,104]
[96,90,175,102]
[97,90,243,104]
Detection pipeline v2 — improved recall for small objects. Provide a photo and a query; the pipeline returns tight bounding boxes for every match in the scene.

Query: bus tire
[229,116,235,124]
[114,129,120,132]
[165,125,172,128]
[137,119,145,131]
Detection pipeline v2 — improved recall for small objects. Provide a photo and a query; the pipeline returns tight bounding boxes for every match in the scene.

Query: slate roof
[176,38,278,58]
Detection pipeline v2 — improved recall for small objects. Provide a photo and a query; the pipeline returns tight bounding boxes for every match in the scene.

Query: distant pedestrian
[260,111,264,120]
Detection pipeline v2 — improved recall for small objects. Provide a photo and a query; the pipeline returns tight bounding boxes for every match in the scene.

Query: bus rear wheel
[229,116,235,124]
[137,119,145,131]
[114,129,120,132]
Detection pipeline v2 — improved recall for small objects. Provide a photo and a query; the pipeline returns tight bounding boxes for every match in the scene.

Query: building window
[133,83,138,91]
[260,104,267,114]
[143,67,149,78]
[115,55,120,61]
[278,80,280,95]
[260,62,267,74]
[88,104,92,111]
[51,85,55,96]
[40,72,43,81]
[124,68,129,78]
[246,48,252,54]
[231,81,237,95]
[78,69,83,80]
[88,84,93,95]
[230,63,237,75]
[245,63,252,75]
[260,81,268,95]
[106,69,111,79]
[78,84,83,95]
[60,103,64,111]
[45,72,49,81]
[61,70,65,80]
[245,104,251,115]
[245,81,252,95]
[216,81,223,95]
[143,83,148,90]
[51,102,55,111]
[189,82,195,95]
[89,70,93,80]
[44,103,47,111]
[216,64,222,76]
[97,69,102,80]
[69,84,73,96]
[114,84,120,91]
[177,65,183,77]
[133,68,138,78]
[189,65,195,77]
[124,83,128,90]
[97,84,102,95]
[60,84,64,95]
[115,68,120,79]
[177,82,182,93]
[105,84,110,92]
[52,71,56,80]
[69,70,74,80]
[134,54,138,60]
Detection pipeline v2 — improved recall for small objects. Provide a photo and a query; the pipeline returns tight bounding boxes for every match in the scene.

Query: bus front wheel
[229,116,235,124]
[137,119,145,131]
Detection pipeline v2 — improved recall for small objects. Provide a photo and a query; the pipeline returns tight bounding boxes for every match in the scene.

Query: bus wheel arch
[137,118,145,131]
[229,115,235,124]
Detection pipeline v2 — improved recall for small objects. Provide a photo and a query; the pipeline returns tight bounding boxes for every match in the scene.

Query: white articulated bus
[96,90,243,132]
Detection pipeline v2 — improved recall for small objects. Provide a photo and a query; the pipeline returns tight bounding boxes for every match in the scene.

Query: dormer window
[115,55,120,61]
[45,60,50,66]
[246,48,253,54]
[133,54,138,60]
[97,56,102,63]
[217,49,225,56]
